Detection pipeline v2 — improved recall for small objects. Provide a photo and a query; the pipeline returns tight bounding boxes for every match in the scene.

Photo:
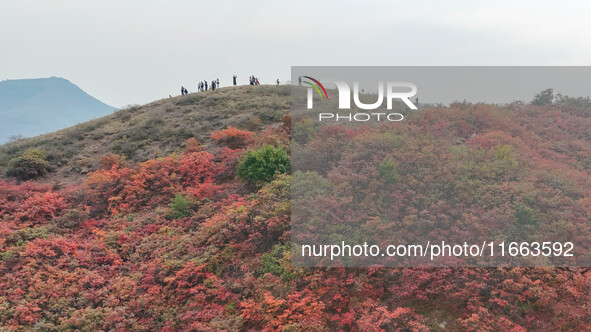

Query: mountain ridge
[0,76,115,143]
[0,85,290,183]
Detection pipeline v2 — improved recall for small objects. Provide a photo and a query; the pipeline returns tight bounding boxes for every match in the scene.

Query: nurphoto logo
[304,76,418,122]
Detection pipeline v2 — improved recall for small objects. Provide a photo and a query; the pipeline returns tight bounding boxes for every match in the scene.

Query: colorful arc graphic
[303,81,323,100]
[303,76,329,100]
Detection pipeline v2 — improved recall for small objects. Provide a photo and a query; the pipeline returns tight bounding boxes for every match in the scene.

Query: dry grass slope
[0,85,290,184]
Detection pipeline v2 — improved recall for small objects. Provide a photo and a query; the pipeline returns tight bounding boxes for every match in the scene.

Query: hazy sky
[2,0,590,108]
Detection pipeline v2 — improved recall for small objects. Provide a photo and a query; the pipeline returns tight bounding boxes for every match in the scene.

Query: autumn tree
[211,127,254,149]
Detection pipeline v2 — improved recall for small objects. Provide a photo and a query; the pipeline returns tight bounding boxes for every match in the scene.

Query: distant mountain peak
[0,77,114,143]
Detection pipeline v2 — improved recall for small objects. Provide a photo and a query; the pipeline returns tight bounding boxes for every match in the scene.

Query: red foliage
[0,181,68,225]
[183,137,204,153]
[3,101,591,330]
[84,165,133,215]
[15,191,68,224]
[99,153,127,170]
[84,150,221,215]
[210,127,254,149]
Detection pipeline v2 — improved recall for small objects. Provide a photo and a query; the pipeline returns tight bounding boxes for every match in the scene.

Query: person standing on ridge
[204,80,208,91]
[181,86,185,95]
[276,79,279,85]
[216,78,220,88]
[233,75,237,86]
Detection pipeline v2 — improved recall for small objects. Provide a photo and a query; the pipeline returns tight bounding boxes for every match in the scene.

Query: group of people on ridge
[249,75,260,85]
[180,74,275,96]
[197,78,219,92]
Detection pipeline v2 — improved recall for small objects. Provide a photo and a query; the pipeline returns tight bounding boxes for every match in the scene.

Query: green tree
[514,204,538,225]
[378,158,399,184]
[7,148,50,180]
[293,119,316,144]
[291,171,332,198]
[532,88,554,106]
[236,145,290,186]
[167,193,195,219]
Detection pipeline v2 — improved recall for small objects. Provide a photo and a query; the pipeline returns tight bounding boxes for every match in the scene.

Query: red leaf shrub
[210,127,253,149]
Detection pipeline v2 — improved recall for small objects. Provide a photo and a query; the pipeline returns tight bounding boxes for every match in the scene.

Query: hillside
[1,86,591,330]
[0,77,115,144]
[0,85,290,183]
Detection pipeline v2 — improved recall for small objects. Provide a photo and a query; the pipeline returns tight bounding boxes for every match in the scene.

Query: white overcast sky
[1,0,590,107]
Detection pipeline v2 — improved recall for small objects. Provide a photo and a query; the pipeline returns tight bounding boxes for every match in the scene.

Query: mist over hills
[0,77,114,143]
